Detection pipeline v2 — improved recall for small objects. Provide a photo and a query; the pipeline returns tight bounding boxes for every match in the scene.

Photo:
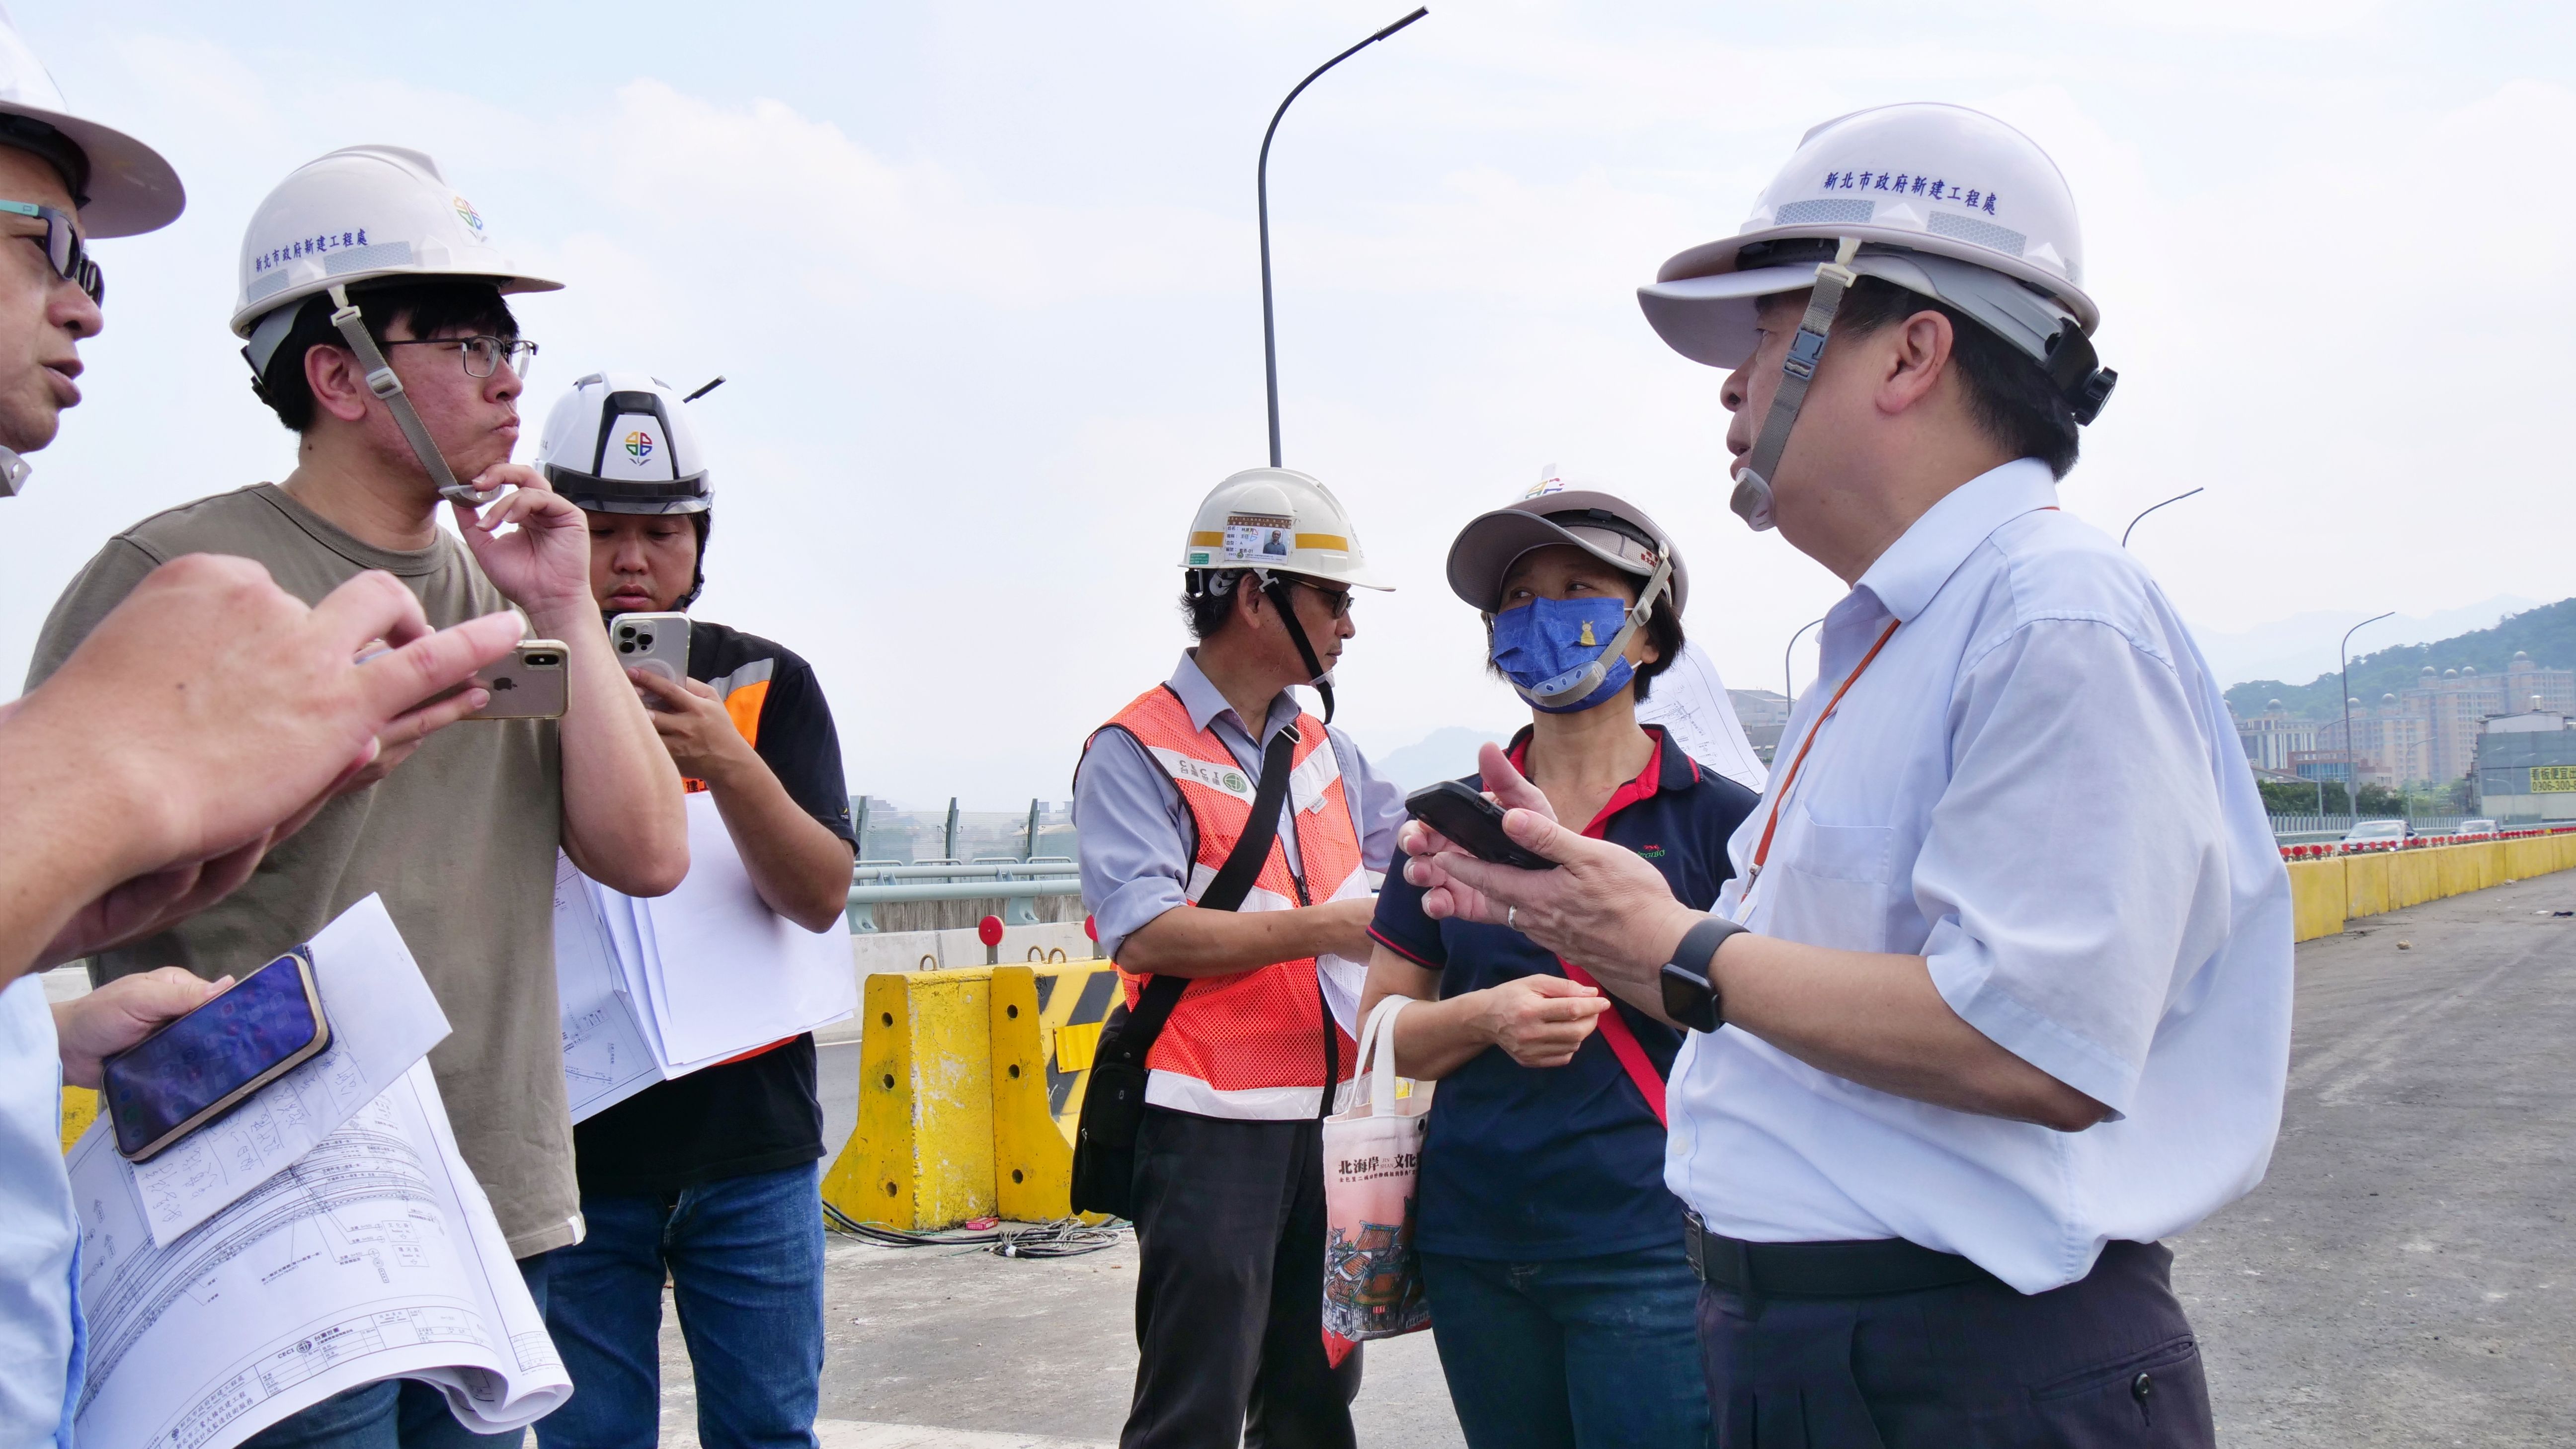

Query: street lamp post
[2122,487,2205,548]
[1784,617,1825,706]
[1257,8,1428,468]
[2340,611,2395,820]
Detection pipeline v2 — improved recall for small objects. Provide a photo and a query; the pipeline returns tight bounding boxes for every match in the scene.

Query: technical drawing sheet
[71,1059,569,1449]
[1636,642,1770,792]
[129,894,449,1244]
[553,852,663,1122]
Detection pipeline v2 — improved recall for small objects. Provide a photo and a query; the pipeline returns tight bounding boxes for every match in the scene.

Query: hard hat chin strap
[324,284,500,507]
[1732,237,1862,533]
[1523,556,1674,710]
[1256,569,1336,724]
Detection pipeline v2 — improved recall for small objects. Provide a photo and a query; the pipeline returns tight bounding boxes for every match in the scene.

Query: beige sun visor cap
[0,14,183,237]
[1447,483,1687,617]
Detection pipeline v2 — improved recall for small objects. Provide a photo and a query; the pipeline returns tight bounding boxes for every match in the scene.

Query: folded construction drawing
[69,1059,571,1449]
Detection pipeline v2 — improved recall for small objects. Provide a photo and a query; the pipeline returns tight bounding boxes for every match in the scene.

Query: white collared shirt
[1667,459,2294,1294]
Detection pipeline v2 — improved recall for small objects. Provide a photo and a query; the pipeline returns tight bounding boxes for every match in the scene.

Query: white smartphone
[610,612,691,708]
[465,640,570,721]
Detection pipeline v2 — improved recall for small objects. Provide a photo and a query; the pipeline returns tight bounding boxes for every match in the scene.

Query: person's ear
[1878,308,1954,417]
[304,343,373,425]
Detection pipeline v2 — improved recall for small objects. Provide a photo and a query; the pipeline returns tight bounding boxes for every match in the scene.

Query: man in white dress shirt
[1396,103,2290,1446]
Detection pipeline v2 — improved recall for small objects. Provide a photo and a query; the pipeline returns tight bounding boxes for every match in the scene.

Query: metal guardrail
[844,858,1085,934]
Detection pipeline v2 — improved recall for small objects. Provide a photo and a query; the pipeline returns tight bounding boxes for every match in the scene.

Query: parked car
[2453,818,2500,838]
[2341,819,2412,845]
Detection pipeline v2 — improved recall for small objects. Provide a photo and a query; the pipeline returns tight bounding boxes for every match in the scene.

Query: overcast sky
[1,1,2567,806]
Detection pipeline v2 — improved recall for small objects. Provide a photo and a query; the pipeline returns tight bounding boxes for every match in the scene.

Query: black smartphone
[1404,780,1560,871]
[100,948,332,1162]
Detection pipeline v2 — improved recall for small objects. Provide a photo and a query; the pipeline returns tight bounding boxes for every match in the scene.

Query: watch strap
[1660,914,1745,1033]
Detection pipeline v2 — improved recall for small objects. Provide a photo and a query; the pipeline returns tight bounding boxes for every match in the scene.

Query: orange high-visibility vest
[1086,683,1363,1120]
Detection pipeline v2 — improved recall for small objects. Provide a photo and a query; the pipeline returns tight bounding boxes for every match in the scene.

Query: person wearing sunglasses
[1073,467,1406,1449]
[29,146,689,1449]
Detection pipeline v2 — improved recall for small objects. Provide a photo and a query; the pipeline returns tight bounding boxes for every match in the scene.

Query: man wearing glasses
[29,145,688,1449]
[1073,469,1403,1449]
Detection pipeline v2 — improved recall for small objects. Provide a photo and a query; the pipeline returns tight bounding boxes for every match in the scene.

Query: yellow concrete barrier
[824,956,1121,1230]
[2284,832,2576,944]
[61,1084,97,1153]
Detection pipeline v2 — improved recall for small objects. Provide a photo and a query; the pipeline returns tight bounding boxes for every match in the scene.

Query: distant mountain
[1375,726,1512,789]
[2224,598,2576,721]
[2193,595,2538,694]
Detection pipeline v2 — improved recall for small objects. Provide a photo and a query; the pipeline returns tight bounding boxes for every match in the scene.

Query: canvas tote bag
[1320,994,1434,1342]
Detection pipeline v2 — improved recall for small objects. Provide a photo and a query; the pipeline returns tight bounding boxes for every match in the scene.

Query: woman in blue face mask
[1358,484,1762,1449]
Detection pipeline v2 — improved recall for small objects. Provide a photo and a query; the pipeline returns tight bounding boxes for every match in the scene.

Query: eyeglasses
[384,335,539,382]
[0,200,101,305]
[1291,578,1354,620]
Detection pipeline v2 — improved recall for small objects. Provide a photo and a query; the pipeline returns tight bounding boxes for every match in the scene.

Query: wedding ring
[1507,905,1518,930]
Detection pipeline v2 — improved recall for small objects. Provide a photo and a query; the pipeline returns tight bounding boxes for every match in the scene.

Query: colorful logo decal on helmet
[452,195,484,233]
[624,430,654,463]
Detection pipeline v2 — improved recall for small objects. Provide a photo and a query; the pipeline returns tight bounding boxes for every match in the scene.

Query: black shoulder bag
[1070,723,1299,1218]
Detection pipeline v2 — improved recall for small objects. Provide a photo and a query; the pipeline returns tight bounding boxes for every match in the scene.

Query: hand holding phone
[1404,781,1560,871]
[464,640,569,720]
[610,612,690,710]
[100,948,331,1161]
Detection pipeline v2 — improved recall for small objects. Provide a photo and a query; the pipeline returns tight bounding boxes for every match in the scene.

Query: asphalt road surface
[657,874,2576,1447]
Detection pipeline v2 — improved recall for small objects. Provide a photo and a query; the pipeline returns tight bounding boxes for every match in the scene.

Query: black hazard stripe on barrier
[1036,964,1121,1125]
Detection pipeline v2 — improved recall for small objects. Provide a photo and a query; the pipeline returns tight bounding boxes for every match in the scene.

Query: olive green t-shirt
[28,483,577,1257]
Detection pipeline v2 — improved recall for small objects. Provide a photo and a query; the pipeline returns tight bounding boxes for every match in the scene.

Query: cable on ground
[823,1203,1127,1259]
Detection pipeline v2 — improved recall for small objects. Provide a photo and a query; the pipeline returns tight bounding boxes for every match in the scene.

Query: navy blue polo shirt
[1369,723,1758,1261]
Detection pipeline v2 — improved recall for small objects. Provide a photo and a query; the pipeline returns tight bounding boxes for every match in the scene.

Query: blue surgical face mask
[1489,595,1634,714]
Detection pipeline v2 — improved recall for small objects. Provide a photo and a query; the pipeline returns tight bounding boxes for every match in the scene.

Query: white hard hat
[233,145,561,373]
[537,373,712,515]
[0,13,181,238]
[1637,103,2111,423]
[1181,467,1389,590]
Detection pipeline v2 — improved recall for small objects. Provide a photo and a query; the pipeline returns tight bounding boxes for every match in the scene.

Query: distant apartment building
[2234,700,2317,773]
[2299,651,2576,787]
[1727,689,1790,761]
[2476,711,2576,821]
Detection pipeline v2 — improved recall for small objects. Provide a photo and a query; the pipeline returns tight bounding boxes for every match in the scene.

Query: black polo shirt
[571,619,857,1198]
[1368,723,1757,1261]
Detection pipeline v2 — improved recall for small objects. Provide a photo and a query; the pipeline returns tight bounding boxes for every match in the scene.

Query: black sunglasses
[1289,577,1354,619]
[0,200,100,305]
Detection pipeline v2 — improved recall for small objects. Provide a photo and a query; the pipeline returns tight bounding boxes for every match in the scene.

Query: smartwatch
[1658,915,1746,1034]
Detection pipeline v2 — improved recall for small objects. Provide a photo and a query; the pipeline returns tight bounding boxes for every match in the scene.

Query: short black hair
[249,281,519,433]
[1180,571,1250,640]
[1830,276,2080,479]
[1483,587,1687,703]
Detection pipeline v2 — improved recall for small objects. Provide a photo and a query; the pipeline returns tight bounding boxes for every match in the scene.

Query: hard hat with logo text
[232,146,561,506]
[536,373,711,515]
[1635,104,2116,531]
[1180,467,1389,590]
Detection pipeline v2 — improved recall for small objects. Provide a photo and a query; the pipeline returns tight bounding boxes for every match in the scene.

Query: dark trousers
[1697,1240,2214,1448]
[1121,1108,1360,1449]
[1420,1245,1709,1449]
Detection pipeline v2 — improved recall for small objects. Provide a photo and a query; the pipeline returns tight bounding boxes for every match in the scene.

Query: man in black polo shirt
[531,374,858,1449]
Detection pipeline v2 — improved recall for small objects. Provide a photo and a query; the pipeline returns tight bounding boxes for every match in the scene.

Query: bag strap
[1100,722,1304,1069]
[1557,960,1667,1128]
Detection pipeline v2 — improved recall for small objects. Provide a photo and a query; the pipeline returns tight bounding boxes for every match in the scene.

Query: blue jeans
[240,1253,553,1449]
[1420,1244,1710,1449]
[535,1163,824,1449]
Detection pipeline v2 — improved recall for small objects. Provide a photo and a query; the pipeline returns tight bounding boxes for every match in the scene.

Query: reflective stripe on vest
[1090,683,1362,1120]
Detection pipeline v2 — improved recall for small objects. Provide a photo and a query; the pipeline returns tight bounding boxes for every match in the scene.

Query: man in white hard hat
[30,148,689,1449]
[1073,468,1405,1449]
[534,373,857,1449]
[0,30,525,1449]
[1399,103,2288,1445]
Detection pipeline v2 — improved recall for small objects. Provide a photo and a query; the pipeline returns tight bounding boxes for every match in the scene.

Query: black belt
[1684,1211,1999,1300]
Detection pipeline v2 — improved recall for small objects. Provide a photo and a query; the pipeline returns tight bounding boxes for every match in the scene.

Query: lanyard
[1743,619,1900,900]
